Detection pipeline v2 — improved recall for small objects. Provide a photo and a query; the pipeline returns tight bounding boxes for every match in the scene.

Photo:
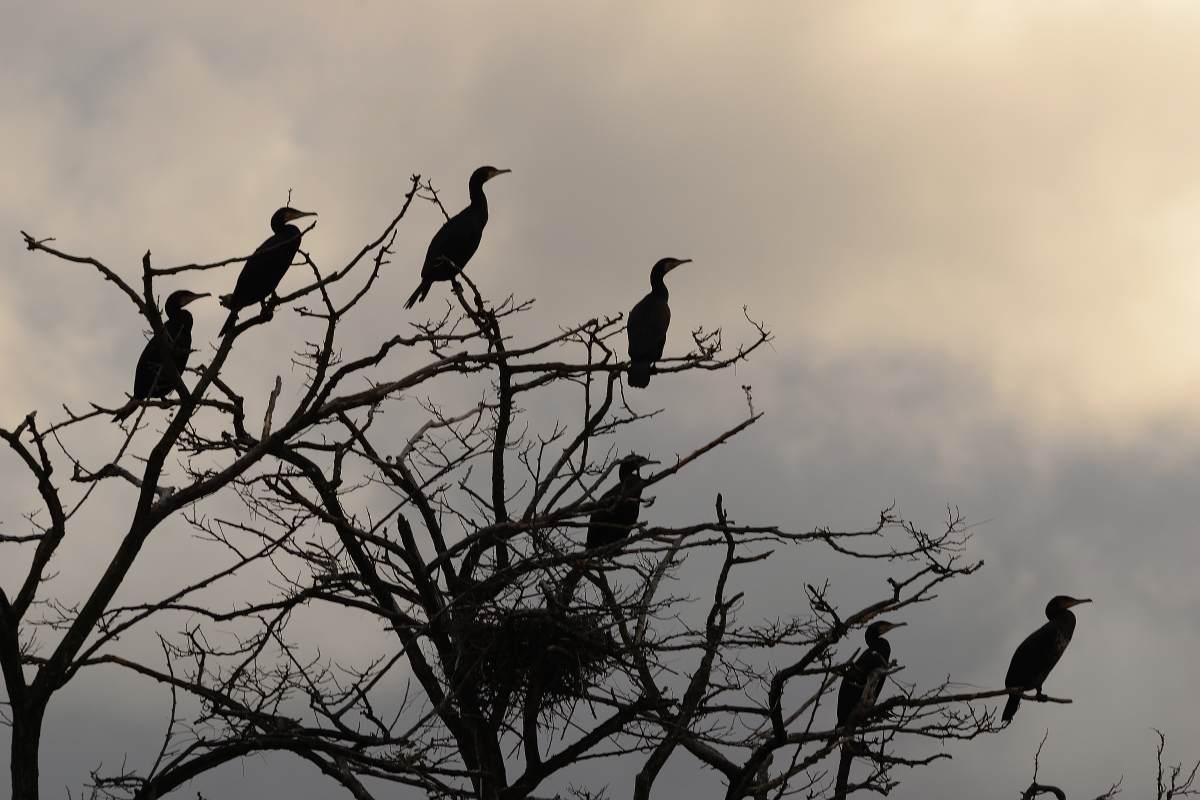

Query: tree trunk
[475,725,508,800]
[11,700,45,800]
[833,743,853,800]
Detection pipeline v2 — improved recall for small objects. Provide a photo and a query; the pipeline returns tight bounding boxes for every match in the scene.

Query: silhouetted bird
[558,455,657,602]
[836,620,906,730]
[404,166,510,309]
[219,206,316,336]
[586,455,656,549]
[626,257,690,388]
[114,290,209,421]
[1003,595,1091,722]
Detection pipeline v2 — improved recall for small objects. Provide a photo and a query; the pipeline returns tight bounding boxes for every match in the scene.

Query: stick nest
[455,605,618,714]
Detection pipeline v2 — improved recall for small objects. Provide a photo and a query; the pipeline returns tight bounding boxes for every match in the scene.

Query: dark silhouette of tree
[3,174,1015,800]
[1016,730,1198,800]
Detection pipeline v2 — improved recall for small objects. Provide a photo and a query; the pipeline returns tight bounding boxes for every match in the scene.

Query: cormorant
[836,620,906,730]
[114,290,209,421]
[557,455,657,602]
[586,455,657,549]
[626,257,690,388]
[404,166,510,309]
[1002,595,1091,722]
[219,206,316,336]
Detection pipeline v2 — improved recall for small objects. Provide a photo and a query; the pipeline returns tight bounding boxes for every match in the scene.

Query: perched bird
[626,257,690,388]
[836,620,906,730]
[1003,595,1091,722]
[219,206,317,336]
[114,290,209,421]
[586,455,657,549]
[557,455,657,602]
[404,166,511,309]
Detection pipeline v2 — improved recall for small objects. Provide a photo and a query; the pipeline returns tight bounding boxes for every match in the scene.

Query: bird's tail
[112,401,137,422]
[628,361,652,388]
[404,281,431,310]
[219,309,239,337]
[1002,694,1021,722]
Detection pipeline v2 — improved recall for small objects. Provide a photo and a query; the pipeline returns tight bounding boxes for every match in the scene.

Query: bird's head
[472,166,512,186]
[270,207,317,231]
[867,620,906,637]
[659,257,691,274]
[618,454,658,480]
[649,258,691,285]
[1045,596,1091,618]
[165,290,210,313]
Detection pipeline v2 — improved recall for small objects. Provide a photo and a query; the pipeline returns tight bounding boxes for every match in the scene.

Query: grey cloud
[5,2,1200,798]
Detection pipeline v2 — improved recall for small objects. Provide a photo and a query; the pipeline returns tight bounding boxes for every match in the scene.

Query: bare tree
[4,174,1009,800]
[1016,728,1200,800]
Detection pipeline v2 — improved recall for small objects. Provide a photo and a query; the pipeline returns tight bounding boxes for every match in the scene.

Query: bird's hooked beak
[488,168,512,181]
[285,209,317,222]
[879,622,907,633]
[665,258,692,273]
[179,292,210,307]
[1065,598,1092,608]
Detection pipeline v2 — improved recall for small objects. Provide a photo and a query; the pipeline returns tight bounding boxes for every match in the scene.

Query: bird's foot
[1034,691,1048,702]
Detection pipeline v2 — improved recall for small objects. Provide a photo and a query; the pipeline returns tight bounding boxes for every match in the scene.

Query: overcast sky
[4,2,1200,797]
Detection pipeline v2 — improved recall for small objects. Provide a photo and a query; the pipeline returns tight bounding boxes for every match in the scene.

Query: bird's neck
[160,307,191,334]
[650,271,669,298]
[468,181,490,217]
[1052,610,1077,633]
[864,631,890,657]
